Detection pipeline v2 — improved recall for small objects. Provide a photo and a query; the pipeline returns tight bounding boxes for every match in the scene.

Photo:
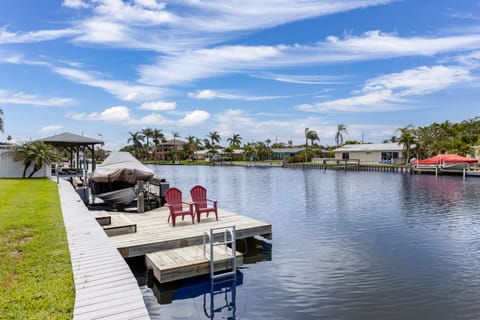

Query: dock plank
[108,206,272,258]
[145,244,243,283]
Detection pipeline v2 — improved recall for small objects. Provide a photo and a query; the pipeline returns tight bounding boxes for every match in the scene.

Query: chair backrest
[165,187,183,211]
[190,185,207,208]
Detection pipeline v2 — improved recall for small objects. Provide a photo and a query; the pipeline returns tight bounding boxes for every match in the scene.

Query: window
[342,152,349,160]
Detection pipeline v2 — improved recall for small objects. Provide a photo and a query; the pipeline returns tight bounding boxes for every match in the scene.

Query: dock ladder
[203,225,237,281]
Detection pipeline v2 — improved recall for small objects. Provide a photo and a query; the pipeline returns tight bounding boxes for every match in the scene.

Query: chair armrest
[182,201,194,211]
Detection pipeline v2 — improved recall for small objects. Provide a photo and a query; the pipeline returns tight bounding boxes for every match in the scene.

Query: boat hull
[95,187,137,205]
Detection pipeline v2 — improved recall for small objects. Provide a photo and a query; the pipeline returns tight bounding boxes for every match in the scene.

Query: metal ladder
[203,225,237,281]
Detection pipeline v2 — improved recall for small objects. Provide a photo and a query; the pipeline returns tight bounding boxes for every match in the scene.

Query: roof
[37,132,104,146]
[334,143,404,152]
[160,139,185,146]
[272,148,305,153]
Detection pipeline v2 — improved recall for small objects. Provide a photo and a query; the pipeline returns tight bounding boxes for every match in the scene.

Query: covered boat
[412,154,478,169]
[89,151,154,205]
[412,154,478,176]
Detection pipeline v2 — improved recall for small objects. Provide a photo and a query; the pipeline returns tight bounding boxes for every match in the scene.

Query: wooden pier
[57,179,150,320]
[105,206,272,258]
[145,245,243,283]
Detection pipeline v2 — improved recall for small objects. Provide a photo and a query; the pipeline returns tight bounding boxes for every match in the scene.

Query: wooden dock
[106,207,272,258]
[145,245,243,283]
[57,179,150,320]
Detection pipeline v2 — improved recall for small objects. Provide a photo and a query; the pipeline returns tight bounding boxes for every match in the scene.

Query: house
[333,143,405,164]
[194,148,244,161]
[271,148,305,160]
[155,139,185,160]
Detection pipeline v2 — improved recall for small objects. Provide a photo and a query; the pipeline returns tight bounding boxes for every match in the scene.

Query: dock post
[137,181,144,213]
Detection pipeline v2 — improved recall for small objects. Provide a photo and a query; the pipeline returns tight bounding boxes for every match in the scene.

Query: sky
[1,0,480,150]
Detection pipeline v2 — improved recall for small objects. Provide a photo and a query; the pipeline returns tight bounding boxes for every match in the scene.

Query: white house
[333,143,405,164]
[0,146,51,178]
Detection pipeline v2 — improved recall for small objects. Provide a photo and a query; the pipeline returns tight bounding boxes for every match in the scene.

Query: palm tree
[184,135,196,160]
[172,131,180,161]
[335,124,348,147]
[207,131,221,147]
[396,125,416,164]
[152,129,165,162]
[127,131,145,159]
[0,108,4,133]
[304,128,319,162]
[227,133,242,149]
[203,138,212,150]
[142,127,153,159]
[14,141,61,178]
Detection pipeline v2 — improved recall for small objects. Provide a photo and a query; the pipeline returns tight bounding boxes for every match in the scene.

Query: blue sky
[1,0,480,150]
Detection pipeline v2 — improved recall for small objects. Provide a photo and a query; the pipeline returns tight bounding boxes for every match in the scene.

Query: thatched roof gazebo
[37,132,104,171]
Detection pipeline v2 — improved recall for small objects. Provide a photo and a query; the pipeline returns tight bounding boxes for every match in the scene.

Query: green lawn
[0,179,74,320]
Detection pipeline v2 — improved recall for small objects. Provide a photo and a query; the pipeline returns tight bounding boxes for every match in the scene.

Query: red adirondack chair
[190,185,218,223]
[165,187,194,227]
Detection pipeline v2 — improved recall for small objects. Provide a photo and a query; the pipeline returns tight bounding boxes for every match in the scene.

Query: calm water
[138,165,480,320]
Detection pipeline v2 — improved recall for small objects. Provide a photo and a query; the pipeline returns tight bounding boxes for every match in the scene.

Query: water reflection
[142,165,480,319]
[127,237,272,319]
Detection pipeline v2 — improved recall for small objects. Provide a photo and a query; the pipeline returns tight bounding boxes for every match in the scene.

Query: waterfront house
[271,147,305,160]
[333,143,405,164]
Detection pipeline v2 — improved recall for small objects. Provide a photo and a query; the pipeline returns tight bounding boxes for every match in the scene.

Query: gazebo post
[91,144,96,171]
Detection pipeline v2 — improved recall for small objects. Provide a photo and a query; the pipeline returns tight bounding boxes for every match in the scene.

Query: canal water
[136,165,480,320]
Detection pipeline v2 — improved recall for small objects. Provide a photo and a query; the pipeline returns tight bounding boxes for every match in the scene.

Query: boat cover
[412,154,478,165]
[90,151,154,184]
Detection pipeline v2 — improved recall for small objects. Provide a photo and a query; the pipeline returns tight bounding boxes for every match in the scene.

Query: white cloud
[71,106,131,122]
[139,101,176,111]
[69,106,170,126]
[63,0,89,9]
[129,113,169,125]
[52,67,164,101]
[252,72,348,84]
[0,89,74,106]
[139,32,480,86]
[177,110,210,127]
[0,28,80,44]
[188,89,288,101]
[296,65,473,113]
[363,65,472,96]
[140,45,280,86]
[39,125,63,134]
[61,0,393,52]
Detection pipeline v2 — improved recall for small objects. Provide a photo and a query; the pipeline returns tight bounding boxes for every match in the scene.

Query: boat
[89,151,154,205]
[412,154,478,175]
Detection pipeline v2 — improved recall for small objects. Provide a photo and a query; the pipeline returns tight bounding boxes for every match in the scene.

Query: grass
[0,179,74,320]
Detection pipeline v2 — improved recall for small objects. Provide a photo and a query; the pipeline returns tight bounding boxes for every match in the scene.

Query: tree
[0,108,3,133]
[184,135,196,160]
[142,127,153,158]
[127,131,144,159]
[304,128,319,162]
[396,125,416,164]
[14,141,61,178]
[207,131,221,147]
[335,124,348,147]
[152,129,165,162]
[227,133,242,149]
[172,131,180,161]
